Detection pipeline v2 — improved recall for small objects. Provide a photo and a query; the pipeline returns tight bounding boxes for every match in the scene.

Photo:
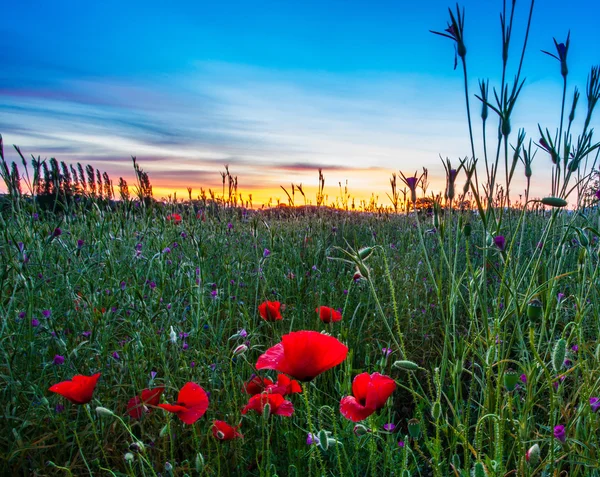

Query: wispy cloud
[0,59,572,204]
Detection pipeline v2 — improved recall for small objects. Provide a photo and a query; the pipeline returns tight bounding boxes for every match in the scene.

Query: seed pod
[541,197,568,208]
[463,222,472,237]
[552,339,567,373]
[407,419,421,439]
[527,299,543,321]
[393,360,419,371]
[503,368,519,392]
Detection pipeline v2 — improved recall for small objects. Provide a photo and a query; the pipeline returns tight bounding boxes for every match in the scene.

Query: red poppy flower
[340,372,396,422]
[256,330,348,381]
[241,392,294,417]
[258,301,283,321]
[316,306,342,323]
[127,387,165,419]
[49,373,101,405]
[266,374,302,396]
[212,420,243,440]
[243,375,274,395]
[158,382,209,424]
[166,213,182,224]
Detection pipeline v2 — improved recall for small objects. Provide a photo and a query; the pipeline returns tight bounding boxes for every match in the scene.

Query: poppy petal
[127,396,145,419]
[141,387,165,406]
[340,396,376,422]
[158,403,189,414]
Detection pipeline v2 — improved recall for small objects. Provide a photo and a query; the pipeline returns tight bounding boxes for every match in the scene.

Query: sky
[1,0,599,207]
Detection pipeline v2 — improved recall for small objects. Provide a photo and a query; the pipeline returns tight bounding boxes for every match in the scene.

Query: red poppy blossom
[241,392,294,417]
[243,375,274,396]
[316,306,342,323]
[340,372,396,422]
[158,382,209,424]
[49,373,101,405]
[127,387,165,419]
[258,301,283,321]
[166,213,182,224]
[266,374,302,396]
[256,330,348,381]
[212,420,243,440]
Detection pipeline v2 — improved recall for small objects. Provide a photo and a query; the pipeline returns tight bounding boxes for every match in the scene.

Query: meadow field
[2,1,600,476]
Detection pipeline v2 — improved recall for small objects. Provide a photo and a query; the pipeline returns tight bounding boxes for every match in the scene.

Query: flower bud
[357,247,374,261]
[195,453,205,473]
[95,406,114,417]
[525,443,540,466]
[233,344,248,356]
[353,424,370,437]
[318,429,330,450]
[124,453,135,463]
[407,419,421,439]
[541,197,568,208]
[552,339,567,373]
[262,403,271,420]
[393,360,419,371]
[471,461,488,477]
[431,401,442,420]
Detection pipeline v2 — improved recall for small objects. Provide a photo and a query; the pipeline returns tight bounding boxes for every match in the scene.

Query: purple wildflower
[53,355,65,365]
[383,423,396,432]
[263,248,271,258]
[42,309,51,318]
[590,397,600,413]
[493,235,506,251]
[553,425,566,443]
[31,318,40,327]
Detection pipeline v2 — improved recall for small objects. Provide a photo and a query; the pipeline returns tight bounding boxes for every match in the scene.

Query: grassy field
[2,193,600,476]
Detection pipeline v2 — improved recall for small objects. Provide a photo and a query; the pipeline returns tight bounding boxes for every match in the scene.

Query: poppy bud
[472,461,488,477]
[160,424,169,438]
[318,429,330,450]
[358,247,374,261]
[541,197,568,208]
[503,368,519,392]
[431,401,442,420]
[233,344,248,356]
[353,424,369,437]
[262,403,271,420]
[527,299,543,321]
[525,443,540,465]
[552,339,567,373]
[525,164,532,178]
[95,406,114,417]
[407,419,421,439]
[195,453,205,472]
[393,360,419,371]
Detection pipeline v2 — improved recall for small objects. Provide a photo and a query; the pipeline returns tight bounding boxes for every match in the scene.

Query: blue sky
[1,0,599,204]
